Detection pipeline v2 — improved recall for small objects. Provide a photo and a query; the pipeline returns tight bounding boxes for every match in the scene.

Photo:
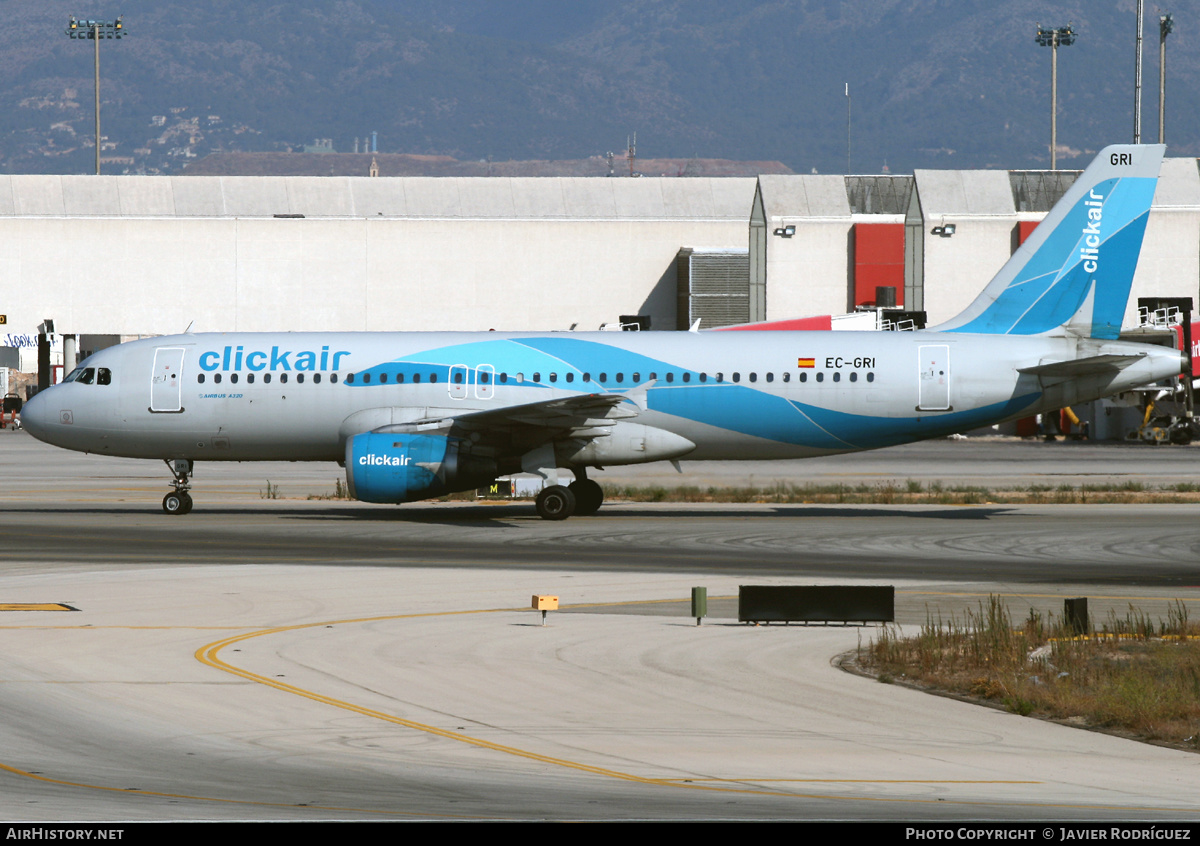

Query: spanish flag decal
[797,357,815,368]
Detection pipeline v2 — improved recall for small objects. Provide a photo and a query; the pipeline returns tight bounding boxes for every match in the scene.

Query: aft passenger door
[150,347,185,413]
[917,344,951,411]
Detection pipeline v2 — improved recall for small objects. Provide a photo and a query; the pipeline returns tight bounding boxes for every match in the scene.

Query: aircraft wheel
[535,485,576,521]
[163,492,189,515]
[569,479,604,516]
[1172,427,1194,445]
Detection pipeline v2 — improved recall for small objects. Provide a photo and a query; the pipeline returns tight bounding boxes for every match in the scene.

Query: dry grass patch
[855,597,1200,751]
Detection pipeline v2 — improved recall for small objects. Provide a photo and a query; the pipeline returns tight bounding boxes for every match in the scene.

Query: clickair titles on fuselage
[197,345,352,372]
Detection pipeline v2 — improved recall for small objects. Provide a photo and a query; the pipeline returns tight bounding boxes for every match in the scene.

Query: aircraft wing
[371,392,641,457]
[1017,354,1148,378]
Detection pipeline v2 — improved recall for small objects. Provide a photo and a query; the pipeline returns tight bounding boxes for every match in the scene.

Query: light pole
[1035,23,1076,170]
[845,83,851,174]
[66,16,125,175]
[1159,13,1174,144]
[1135,0,1144,142]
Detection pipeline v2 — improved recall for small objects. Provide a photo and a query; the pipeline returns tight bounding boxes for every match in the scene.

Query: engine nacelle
[345,433,494,503]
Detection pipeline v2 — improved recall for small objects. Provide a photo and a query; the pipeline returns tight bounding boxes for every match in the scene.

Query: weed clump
[857,597,1200,749]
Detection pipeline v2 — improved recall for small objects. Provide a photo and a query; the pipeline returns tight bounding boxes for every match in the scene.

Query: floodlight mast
[1135,0,1144,143]
[1035,23,1076,170]
[66,16,125,175]
[1159,13,1174,144]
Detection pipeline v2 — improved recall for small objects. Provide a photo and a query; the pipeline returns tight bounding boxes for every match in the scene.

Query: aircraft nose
[20,390,49,441]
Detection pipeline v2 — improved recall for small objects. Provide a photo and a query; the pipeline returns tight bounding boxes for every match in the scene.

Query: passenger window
[297,373,305,384]
[666,373,674,383]
[715,372,723,382]
[230,373,239,384]
[582,372,590,382]
[850,372,858,382]
[649,372,657,380]
[396,373,404,383]
[599,372,607,383]
[313,373,322,384]
[682,373,690,383]
[615,373,623,384]
[480,372,490,384]
[346,373,355,384]
[214,373,222,384]
[632,372,640,382]
[832,372,840,382]
[264,373,272,384]
[280,373,288,384]
[516,373,524,384]
[247,373,255,384]
[699,373,707,383]
[198,374,205,384]
[97,368,111,385]
[453,372,463,384]
[731,373,739,383]
[799,372,807,383]
[411,374,419,383]
[565,373,574,383]
[550,373,558,383]
[782,372,790,383]
[500,373,508,384]
[749,373,757,383]
[430,373,437,384]
[867,372,875,382]
[379,373,387,384]
[330,373,339,384]
[533,372,541,383]
[765,373,774,383]
[816,372,824,383]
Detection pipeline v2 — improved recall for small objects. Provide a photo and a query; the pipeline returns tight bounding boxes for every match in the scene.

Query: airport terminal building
[2,158,1199,372]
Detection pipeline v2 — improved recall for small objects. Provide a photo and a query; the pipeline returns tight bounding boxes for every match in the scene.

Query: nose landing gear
[162,459,194,515]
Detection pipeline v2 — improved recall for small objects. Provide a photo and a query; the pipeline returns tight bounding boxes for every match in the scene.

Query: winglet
[935,144,1164,339]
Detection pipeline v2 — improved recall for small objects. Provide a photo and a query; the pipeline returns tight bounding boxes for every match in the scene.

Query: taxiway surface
[0,431,1198,820]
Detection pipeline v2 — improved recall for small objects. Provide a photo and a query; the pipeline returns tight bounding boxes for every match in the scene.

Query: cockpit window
[77,368,96,385]
[97,368,112,386]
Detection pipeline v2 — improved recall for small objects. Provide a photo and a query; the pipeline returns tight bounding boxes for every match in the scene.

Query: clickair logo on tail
[1080,189,1104,274]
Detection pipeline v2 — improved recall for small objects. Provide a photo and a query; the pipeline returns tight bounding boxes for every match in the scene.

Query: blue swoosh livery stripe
[346,337,1041,451]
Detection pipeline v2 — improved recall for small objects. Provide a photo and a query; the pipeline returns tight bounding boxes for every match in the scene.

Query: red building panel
[853,223,904,307]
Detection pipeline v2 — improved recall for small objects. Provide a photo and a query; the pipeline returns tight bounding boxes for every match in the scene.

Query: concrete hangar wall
[3,160,1200,344]
[0,174,755,337]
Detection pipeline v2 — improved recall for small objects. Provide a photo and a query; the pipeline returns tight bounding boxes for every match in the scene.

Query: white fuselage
[22,329,1183,465]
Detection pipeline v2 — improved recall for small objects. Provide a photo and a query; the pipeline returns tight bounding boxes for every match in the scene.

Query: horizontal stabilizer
[1017,353,1146,378]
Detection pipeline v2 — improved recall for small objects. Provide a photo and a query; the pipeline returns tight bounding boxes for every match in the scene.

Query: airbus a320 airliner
[22,144,1184,519]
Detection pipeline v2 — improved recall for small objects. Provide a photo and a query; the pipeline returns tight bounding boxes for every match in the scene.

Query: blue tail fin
[935,144,1164,339]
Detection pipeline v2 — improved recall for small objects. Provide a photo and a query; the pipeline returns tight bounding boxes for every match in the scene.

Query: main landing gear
[162,459,194,515]
[534,470,604,520]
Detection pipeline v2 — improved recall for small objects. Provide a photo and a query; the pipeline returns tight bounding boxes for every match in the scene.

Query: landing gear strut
[162,459,194,515]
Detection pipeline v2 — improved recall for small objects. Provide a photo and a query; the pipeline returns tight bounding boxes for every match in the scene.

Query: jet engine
[345,432,496,503]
